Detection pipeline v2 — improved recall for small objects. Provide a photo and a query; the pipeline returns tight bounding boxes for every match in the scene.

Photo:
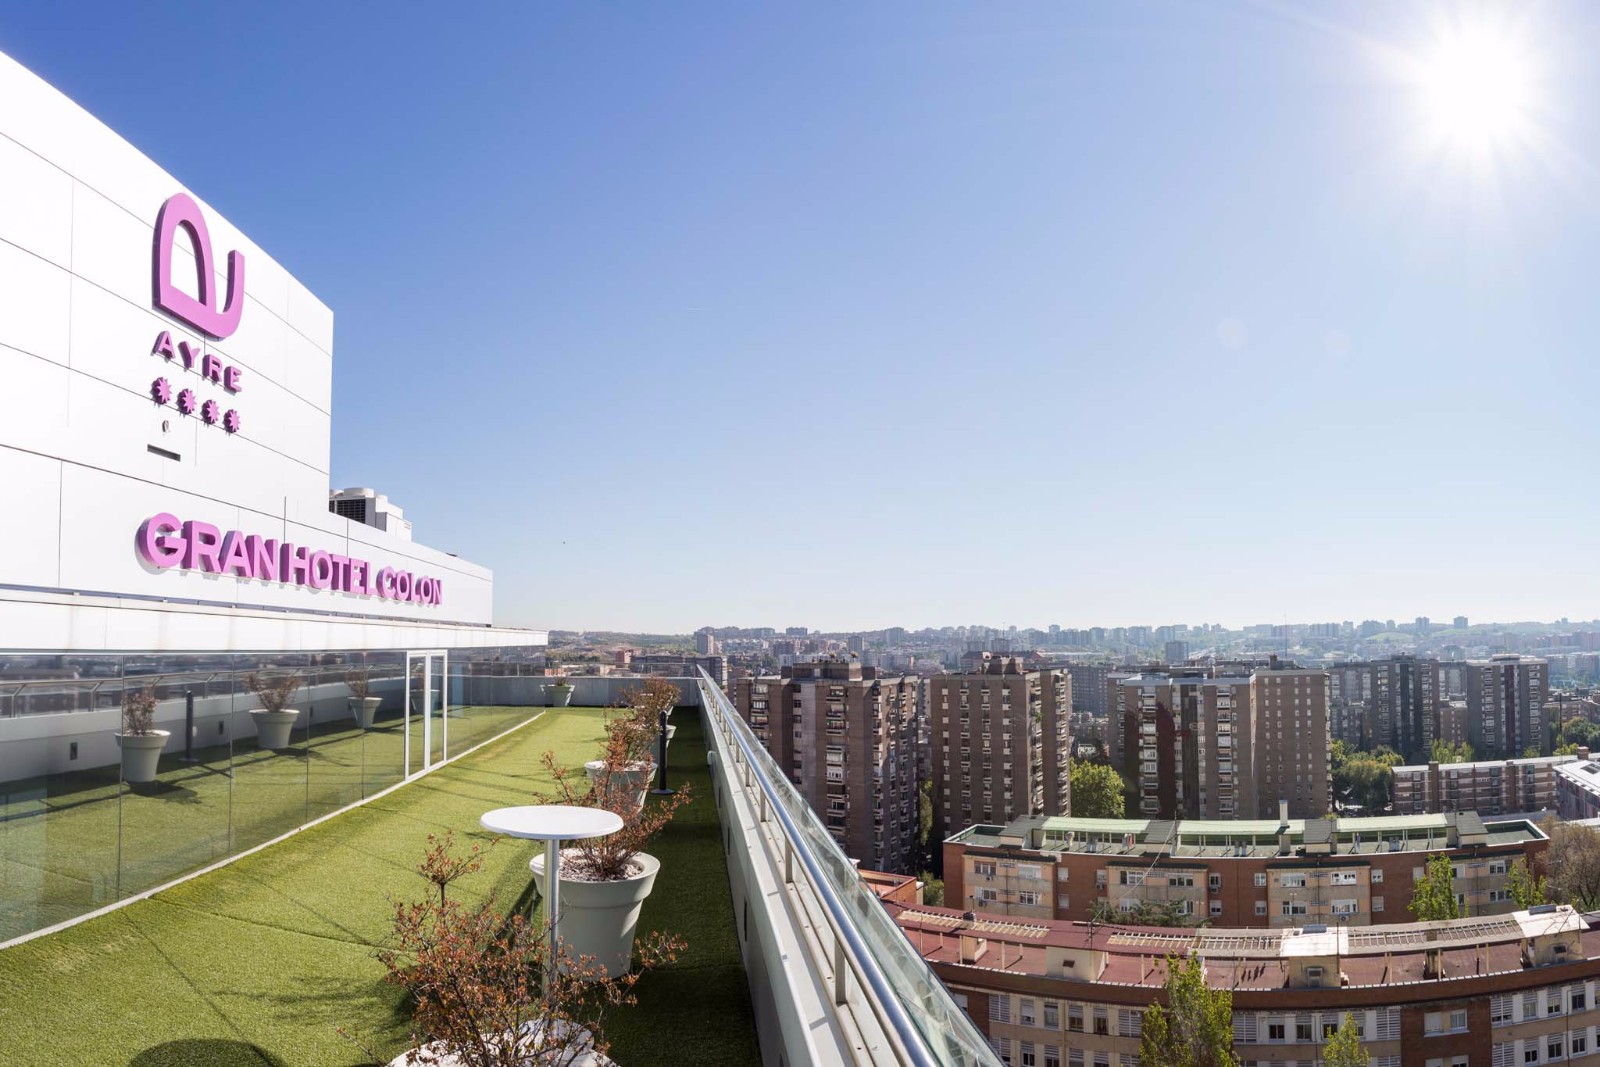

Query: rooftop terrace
[0,706,760,1065]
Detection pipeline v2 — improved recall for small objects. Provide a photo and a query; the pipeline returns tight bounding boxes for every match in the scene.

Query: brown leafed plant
[538,694,692,882]
[346,667,372,701]
[121,686,158,736]
[245,671,301,713]
[355,832,684,1067]
[612,678,680,764]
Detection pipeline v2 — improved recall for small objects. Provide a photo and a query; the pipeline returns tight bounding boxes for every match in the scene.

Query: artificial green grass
[0,706,758,1066]
[0,705,539,942]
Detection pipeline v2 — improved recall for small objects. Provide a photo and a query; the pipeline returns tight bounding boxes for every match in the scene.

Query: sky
[7,2,1600,633]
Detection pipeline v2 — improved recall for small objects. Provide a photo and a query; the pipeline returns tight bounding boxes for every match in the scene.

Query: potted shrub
[115,685,168,784]
[546,675,575,708]
[582,679,675,814]
[246,671,302,750]
[531,721,691,979]
[358,833,682,1067]
[346,667,382,729]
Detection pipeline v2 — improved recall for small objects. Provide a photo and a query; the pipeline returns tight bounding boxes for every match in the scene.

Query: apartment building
[944,810,1549,928]
[732,659,921,872]
[1112,663,1331,821]
[927,655,1072,840]
[1111,670,1255,820]
[1393,754,1578,816]
[895,902,1600,1067]
[1467,655,1551,759]
[1251,668,1332,818]
[1064,663,1118,717]
[1326,656,1440,758]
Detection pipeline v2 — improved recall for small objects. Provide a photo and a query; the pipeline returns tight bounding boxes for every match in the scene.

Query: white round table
[480,805,624,990]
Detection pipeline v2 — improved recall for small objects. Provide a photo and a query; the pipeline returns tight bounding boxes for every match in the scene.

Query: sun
[1415,23,1537,156]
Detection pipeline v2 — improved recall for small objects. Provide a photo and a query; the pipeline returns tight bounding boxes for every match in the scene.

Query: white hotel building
[0,50,546,941]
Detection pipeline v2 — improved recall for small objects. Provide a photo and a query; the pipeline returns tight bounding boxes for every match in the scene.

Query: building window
[1373,896,1385,912]
[1068,1006,1083,1033]
[1045,1048,1061,1067]
[1371,869,1383,883]
[1571,986,1588,1012]
[1268,1024,1286,1042]
[1491,996,1512,1026]
[1019,864,1043,881]
[1256,901,1268,916]
[975,861,997,877]
[1044,1002,1059,1028]
[1210,901,1223,917]
[1255,873,1268,888]
[1020,999,1036,1026]
[989,995,1011,1023]
[1450,1010,1467,1032]
[1093,1008,1109,1036]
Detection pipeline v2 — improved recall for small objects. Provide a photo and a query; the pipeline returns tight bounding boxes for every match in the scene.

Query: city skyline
[7,5,1600,631]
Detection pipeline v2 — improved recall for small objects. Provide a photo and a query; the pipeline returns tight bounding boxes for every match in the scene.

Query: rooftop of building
[946,810,1546,859]
[1394,752,1580,774]
[1555,757,1600,796]
[891,902,1597,991]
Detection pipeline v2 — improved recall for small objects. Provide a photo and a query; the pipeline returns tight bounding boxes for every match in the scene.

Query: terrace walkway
[0,705,758,1066]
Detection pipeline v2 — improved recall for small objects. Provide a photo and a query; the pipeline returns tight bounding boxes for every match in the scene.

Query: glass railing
[696,669,999,1067]
[0,648,546,945]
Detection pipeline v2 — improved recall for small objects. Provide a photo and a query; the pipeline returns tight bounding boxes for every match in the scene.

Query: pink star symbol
[151,378,172,405]
[223,409,241,434]
[201,399,220,424]
[176,389,197,415]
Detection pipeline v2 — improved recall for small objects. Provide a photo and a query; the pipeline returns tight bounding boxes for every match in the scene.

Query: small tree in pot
[531,726,692,979]
[116,685,168,784]
[347,667,383,729]
[246,671,302,751]
[352,833,684,1067]
[582,679,677,814]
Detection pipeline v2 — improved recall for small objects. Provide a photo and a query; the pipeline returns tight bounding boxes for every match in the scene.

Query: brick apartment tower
[1327,656,1439,758]
[927,653,1072,841]
[1250,667,1333,818]
[733,659,921,873]
[1111,670,1256,820]
[1466,654,1550,759]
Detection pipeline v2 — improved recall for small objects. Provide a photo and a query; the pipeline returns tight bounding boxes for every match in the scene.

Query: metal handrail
[696,669,996,1067]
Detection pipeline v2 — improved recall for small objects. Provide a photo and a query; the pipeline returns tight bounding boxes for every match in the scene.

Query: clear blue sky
[8,2,1600,633]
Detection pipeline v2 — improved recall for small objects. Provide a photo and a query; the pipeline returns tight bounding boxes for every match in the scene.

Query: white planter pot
[251,709,300,750]
[388,1021,613,1066]
[547,683,575,707]
[348,696,382,729]
[584,759,654,815]
[116,730,170,783]
[530,849,660,979]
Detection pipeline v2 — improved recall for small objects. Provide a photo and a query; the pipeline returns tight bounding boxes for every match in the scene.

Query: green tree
[1544,819,1600,910]
[1322,1013,1370,1067]
[1429,739,1473,764]
[1410,853,1461,922]
[1334,756,1394,814]
[1072,759,1127,819]
[1506,858,1547,909]
[1139,954,1238,1067]
[919,873,944,907]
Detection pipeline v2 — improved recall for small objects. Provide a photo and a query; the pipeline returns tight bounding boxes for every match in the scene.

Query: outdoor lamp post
[651,707,675,795]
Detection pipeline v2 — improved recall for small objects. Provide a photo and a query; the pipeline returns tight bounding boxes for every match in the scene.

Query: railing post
[784,839,793,885]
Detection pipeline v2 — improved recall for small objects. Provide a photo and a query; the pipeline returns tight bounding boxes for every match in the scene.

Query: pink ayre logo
[152,193,246,340]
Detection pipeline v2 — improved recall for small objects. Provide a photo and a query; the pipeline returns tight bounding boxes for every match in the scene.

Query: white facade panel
[0,132,73,266]
[0,239,71,365]
[0,447,61,586]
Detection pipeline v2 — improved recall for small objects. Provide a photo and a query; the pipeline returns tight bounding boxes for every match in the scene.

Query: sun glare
[1417,25,1536,155]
